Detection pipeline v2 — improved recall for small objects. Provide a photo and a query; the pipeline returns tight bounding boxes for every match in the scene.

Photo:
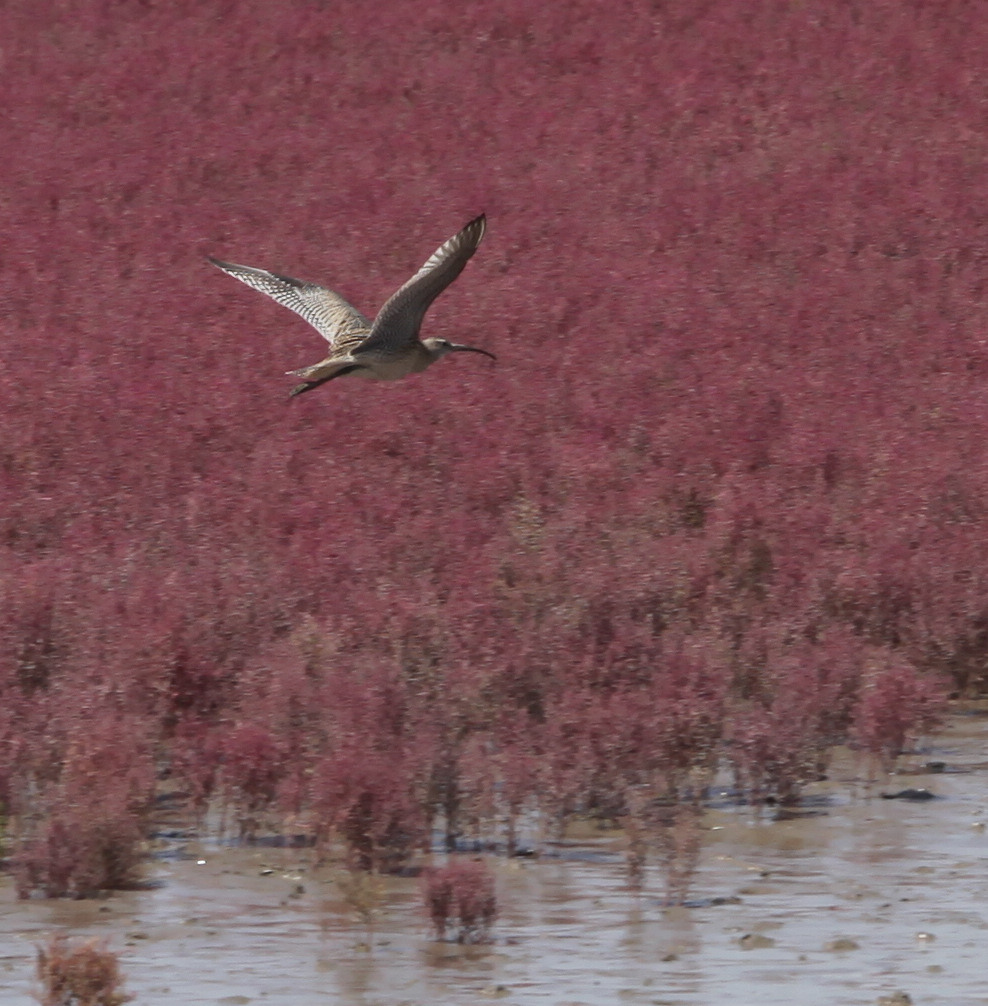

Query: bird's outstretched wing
[355,214,486,356]
[208,257,371,346]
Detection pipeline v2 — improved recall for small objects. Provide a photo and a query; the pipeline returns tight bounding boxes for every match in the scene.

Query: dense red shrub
[167,716,224,823]
[304,659,439,870]
[311,745,429,872]
[1,0,985,900]
[852,661,947,769]
[13,719,155,898]
[724,628,864,803]
[215,721,286,837]
[15,805,146,901]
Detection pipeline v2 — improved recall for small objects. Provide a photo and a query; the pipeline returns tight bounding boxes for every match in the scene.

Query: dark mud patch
[880,788,940,801]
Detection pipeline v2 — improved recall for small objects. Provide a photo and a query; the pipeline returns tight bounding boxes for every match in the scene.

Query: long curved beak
[450,343,497,361]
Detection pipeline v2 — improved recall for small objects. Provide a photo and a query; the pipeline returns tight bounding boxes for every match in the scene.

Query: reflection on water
[2,710,987,1005]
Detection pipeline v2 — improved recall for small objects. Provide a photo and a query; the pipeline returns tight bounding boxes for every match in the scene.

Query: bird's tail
[286,361,365,397]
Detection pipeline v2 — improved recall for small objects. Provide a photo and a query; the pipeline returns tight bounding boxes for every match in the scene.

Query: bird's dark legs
[288,364,366,397]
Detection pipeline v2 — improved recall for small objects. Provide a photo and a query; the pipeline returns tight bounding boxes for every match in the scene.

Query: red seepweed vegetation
[423,858,498,943]
[852,660,947,772]
[12,717,155,899]
[0,0,980,909]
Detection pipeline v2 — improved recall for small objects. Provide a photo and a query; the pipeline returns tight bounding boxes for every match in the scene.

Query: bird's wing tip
[464,213,487,246]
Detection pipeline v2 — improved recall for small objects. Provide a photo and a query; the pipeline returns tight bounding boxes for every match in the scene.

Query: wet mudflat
[2,709,987,1006]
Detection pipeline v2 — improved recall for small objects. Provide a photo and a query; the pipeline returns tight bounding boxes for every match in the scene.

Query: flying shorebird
[208,214,495,397]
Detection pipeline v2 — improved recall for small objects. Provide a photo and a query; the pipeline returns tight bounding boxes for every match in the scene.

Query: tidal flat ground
[2,707,986,1006]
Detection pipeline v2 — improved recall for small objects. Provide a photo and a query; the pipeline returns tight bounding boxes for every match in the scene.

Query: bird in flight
[209,215,495,397]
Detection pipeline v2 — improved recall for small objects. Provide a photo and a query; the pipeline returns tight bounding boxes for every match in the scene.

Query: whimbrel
[209,215,495,397]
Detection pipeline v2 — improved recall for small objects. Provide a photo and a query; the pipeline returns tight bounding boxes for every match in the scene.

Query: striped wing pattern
[207,257,371,347]
[355,214,487,357]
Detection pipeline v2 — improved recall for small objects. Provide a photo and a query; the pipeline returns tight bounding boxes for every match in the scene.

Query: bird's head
[422,337,497,363]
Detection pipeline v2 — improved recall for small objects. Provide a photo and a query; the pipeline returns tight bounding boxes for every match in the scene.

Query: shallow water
[3,710,987,1005]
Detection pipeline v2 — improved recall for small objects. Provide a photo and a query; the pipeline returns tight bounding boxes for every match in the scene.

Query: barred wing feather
[207,257,371,346]
[355,214,486,356]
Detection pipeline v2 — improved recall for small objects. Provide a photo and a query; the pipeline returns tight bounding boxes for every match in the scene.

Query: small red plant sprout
[423,858,498,943]
[36,936,131,1006]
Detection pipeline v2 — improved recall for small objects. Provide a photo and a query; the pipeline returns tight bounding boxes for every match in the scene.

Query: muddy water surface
[2,710,987,1005]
